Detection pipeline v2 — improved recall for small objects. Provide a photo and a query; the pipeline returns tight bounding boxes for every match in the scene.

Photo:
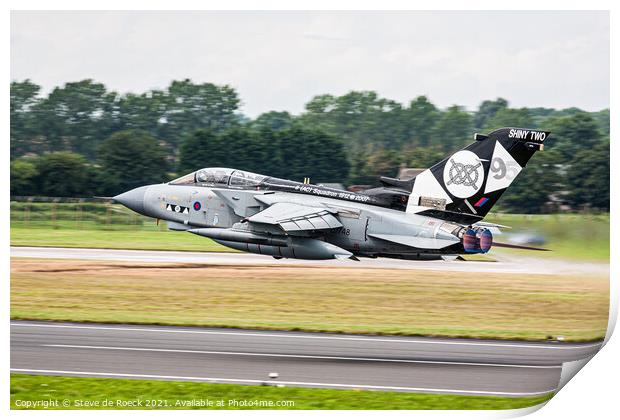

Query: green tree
[474,98,508,130]
[544,112,601,159]
[300,94,338,134]
[482,107,534,132]
[31,79,117,158]
[8,78,611,210]
[10,157,39,196]
[495,151,562,213]
[403,96,440,147]
[300,91,404,150]
[347,148,372,185]
[366,148,402,180]
[404,146,445,169]
[250,127,283,175]
[159,79,241,151]
[592,109,610,136]
[10,80,41,158]
[178,127,275,175]
[432,105,473,152]
[98,130,169,194]
[178,130,222,174]
[117,90,168,139]
[179,126,349,183]
[564,139,610,211]
[346,147,403,186]
[274,125,350,182]
[250,111,294,131]
[231,128,278,175]
[34,152,92,197]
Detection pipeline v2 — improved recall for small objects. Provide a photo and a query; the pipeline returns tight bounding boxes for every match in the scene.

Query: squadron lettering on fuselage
[508,129,546,142]
[294,185,372,203]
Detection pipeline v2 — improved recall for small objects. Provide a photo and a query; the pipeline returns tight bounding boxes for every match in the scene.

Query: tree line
[10,79,609,212]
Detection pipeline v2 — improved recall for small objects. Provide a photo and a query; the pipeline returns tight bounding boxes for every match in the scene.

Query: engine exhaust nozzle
[462,227,493,254]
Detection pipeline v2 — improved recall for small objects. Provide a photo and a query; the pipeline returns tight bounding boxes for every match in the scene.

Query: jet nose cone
[113,185,150,215]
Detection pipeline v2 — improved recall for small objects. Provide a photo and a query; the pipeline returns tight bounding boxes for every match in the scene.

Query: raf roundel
[442,150,485,199]
[193,201,201,211]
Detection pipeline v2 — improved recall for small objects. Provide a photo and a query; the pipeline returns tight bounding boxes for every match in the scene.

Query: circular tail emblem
[442,150,485,198]
[193,202,201,211]
[447,158,481,189]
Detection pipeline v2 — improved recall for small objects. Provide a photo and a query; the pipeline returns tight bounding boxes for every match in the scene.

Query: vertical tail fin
[406,127,549,219]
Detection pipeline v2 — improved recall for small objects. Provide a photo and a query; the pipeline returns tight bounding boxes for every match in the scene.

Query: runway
[10,246,609,275]
[11,321,602,397]
[10,247,607,396]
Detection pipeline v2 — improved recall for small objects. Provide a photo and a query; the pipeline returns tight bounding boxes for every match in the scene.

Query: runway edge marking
[10,369,557,397]
[11,322,602,350]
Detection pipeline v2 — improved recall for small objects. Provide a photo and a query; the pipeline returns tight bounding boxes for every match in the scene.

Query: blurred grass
[10,203,609,261]
[10,227,231,252]
[10,202,232,252]
[486,213,609,261]
[11,201,152,227]
[11,259,608,341]
[10,374,553,410]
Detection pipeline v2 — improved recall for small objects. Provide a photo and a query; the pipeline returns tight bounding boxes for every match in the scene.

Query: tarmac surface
[10,246,610,275]
[11,321,602,396]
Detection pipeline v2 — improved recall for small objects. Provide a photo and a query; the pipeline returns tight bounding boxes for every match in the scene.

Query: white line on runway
[42,344,561,369]
[11,322,602,350]
[10,368,557,397]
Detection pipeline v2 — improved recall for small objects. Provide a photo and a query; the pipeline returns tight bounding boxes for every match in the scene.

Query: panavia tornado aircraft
[112,127,549,261]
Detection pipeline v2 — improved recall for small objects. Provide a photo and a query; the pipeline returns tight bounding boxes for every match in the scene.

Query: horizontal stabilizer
[416,208,482,225]
[474,221,511,229]
[368,233,459,250]
[473,221,511,234]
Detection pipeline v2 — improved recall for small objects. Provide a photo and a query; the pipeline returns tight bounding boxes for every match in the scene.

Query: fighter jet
[113,127,549,260]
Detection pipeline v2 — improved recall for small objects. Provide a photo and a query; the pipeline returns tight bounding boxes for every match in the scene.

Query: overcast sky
[11,11,610,117]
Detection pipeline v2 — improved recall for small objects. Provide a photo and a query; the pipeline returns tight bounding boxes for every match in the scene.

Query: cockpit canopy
[170,168,267,188]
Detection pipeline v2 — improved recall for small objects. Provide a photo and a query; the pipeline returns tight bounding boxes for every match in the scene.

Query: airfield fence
[10,198,160,231]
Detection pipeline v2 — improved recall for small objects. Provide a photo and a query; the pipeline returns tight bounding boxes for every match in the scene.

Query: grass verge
[11,209,609,260]
[10,374,553,410]
[485,213,609,261]
[11,259,608,341]
[10,226,232,252]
